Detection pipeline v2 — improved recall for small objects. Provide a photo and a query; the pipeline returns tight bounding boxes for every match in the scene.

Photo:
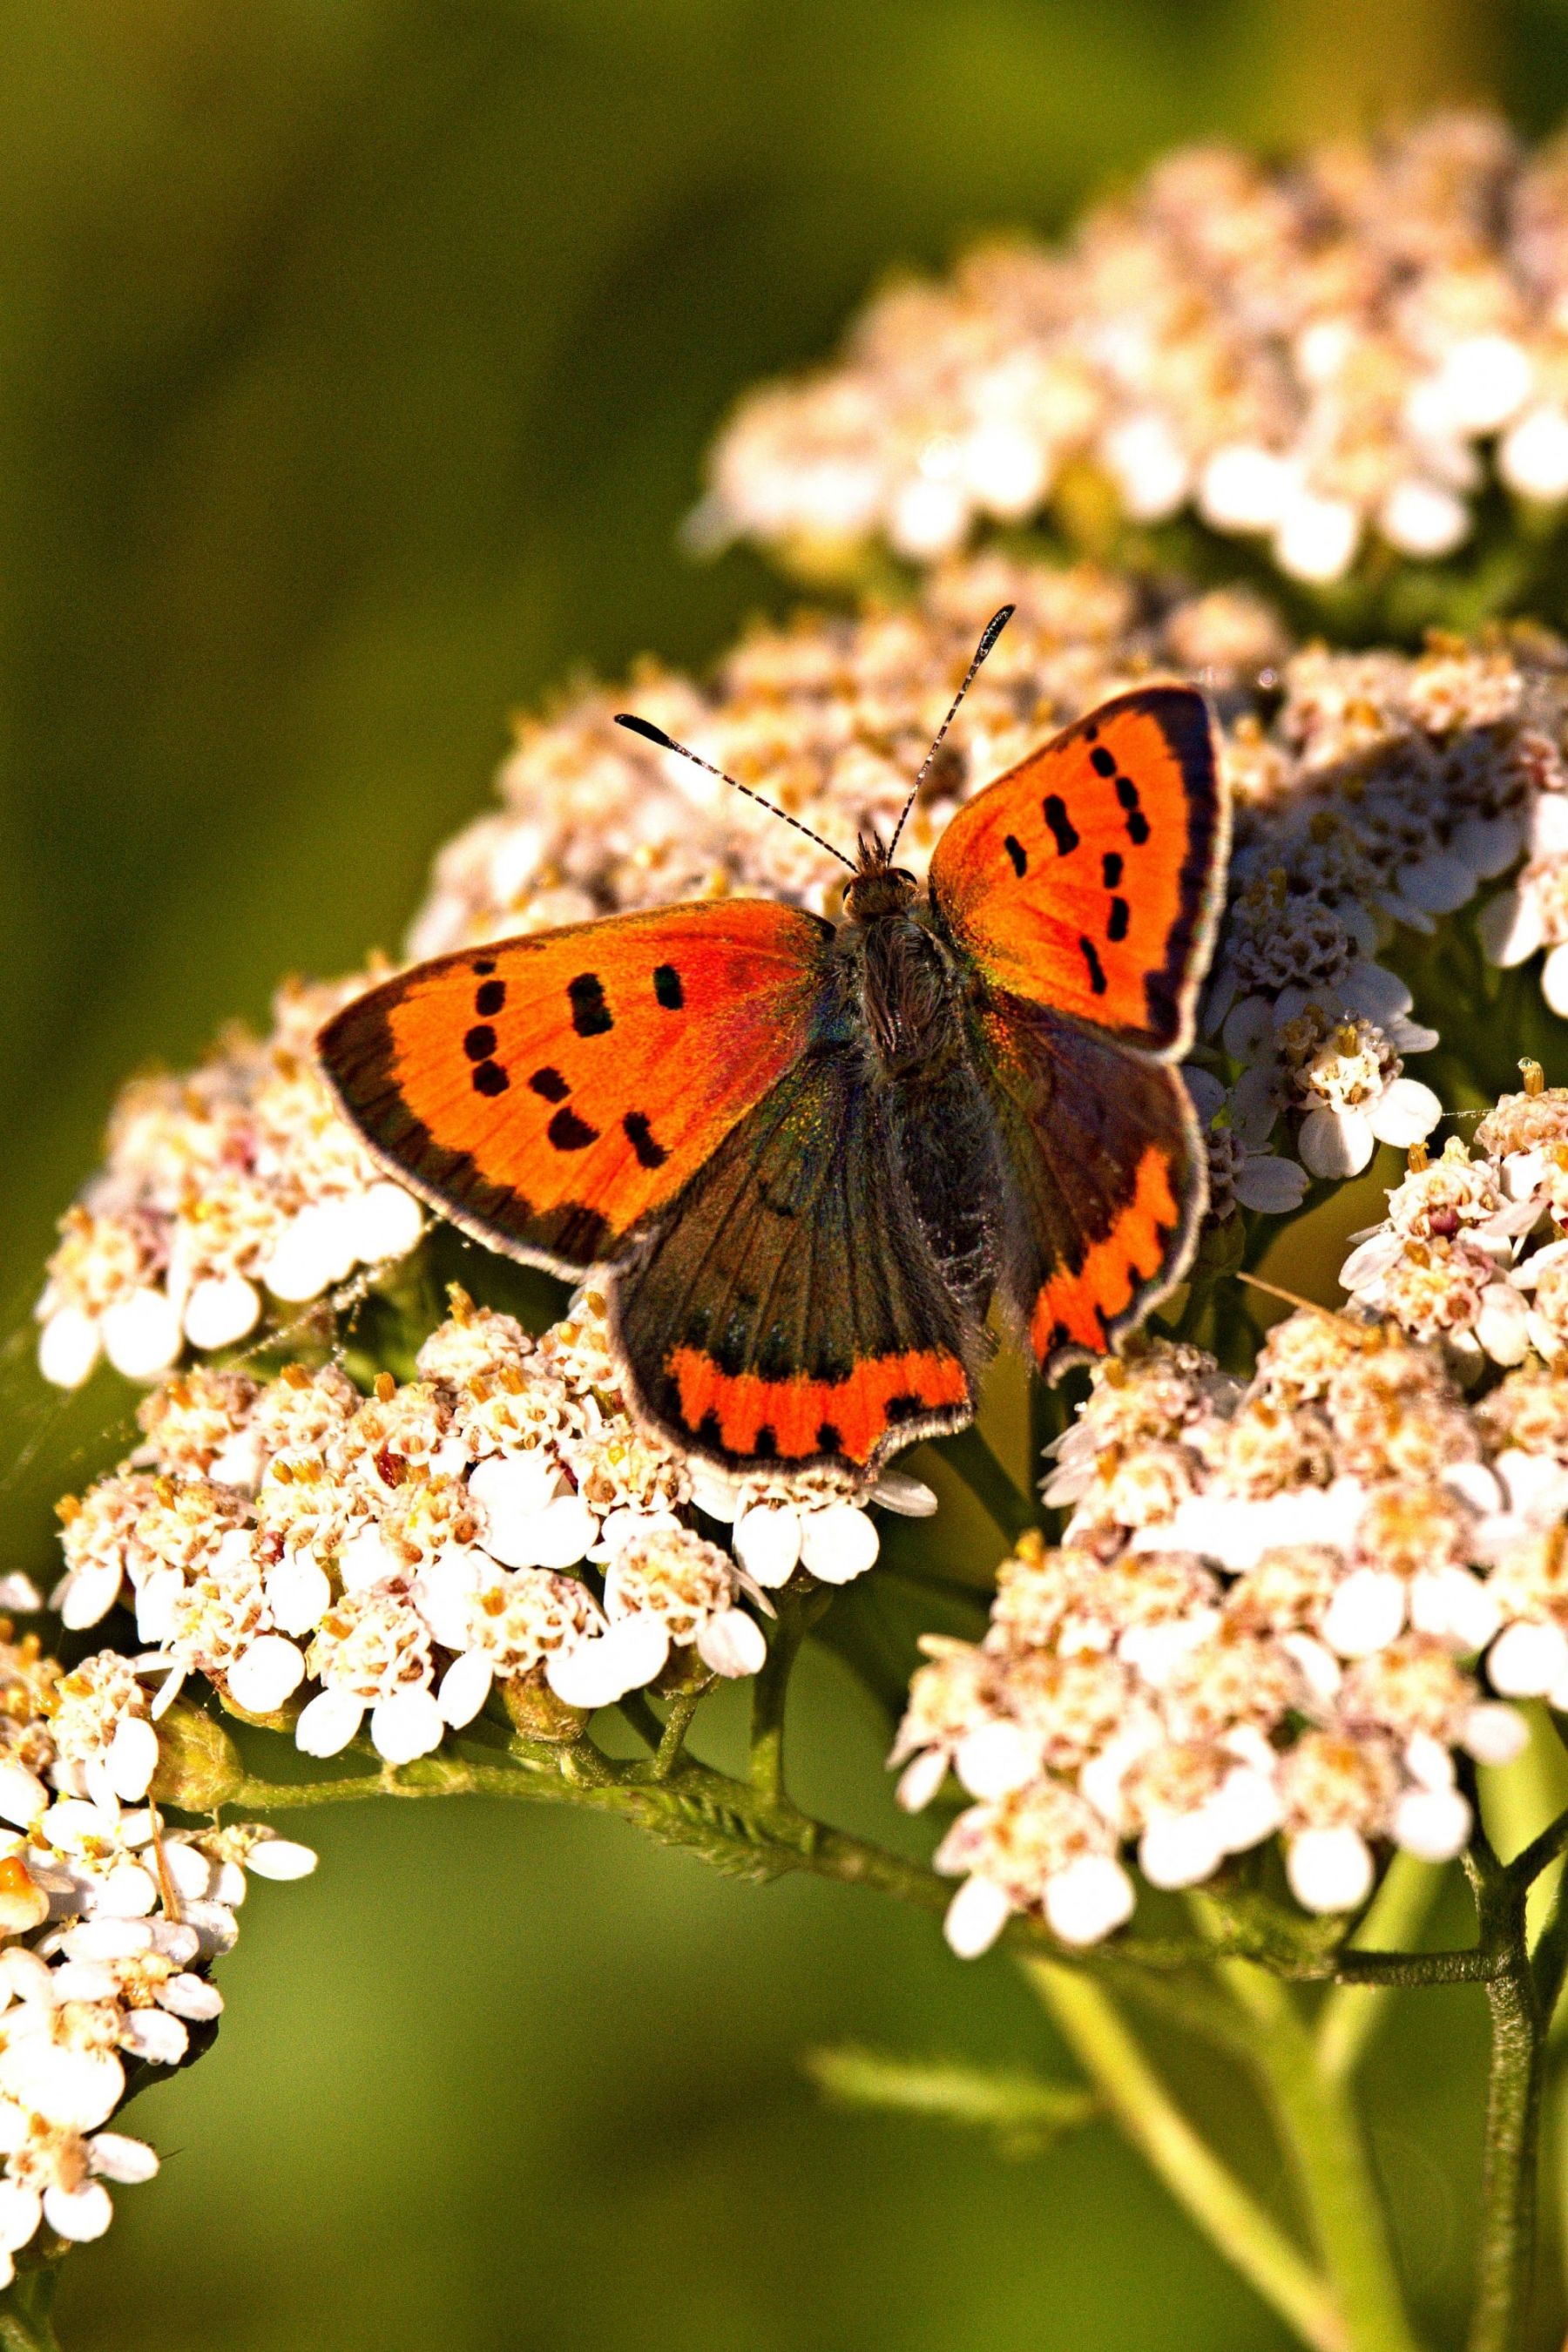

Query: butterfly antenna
[614,713,857,872]
[886,603,1014,860]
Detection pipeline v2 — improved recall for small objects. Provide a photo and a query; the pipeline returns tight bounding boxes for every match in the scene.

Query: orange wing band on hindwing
[316,901,838,1275]
[665,1346,971,1469]
[929,684,1227,1056]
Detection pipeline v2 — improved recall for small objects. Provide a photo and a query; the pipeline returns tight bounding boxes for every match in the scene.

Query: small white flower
[1042,1855,1136,1947]
[1487,1618,1568,1700]
[942,1874,1013,1959]
[37,1307,102,1392]
[181,1275,262,1353]
[1286,1825,1375,1914]
[1392,1784,1471,1862]
[100,1289,183,1382]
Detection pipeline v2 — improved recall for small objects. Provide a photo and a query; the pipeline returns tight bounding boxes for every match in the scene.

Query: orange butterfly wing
[929,685,1226,1055]
[317,902,836,1274]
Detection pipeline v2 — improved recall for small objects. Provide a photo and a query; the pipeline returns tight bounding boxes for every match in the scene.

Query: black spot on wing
[568,973,612,1037]
[652,964,684,1010]
[1079,936,1108,995]
[623,1111,668,1170]
[815,1420,842,1454]
[752,1425,779,1462]
[1116,776,1152,846]
[1043,794,1079,856]
[472,1062,509,1097]
[528,1067,571,1103]
[475,978,506,1017]
[1107,898,1130,943]
[1004,833,1028,876]
[463,1024,497,1062]
[1089,746,1117,777]
[547,1106,599,1151]
[472,957,497,977]
[1102,851,1123,888]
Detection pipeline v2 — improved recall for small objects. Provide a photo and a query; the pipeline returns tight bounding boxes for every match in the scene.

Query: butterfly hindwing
[611,1048,977,1477]
[974,990,1205,1375]
[317,902,837,1275]
[929,684,1225,1055]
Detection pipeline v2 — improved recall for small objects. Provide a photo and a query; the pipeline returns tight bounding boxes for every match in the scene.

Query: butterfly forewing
[317,902,837,1275]
[974,993,1204,1375]
[929,684,1225,1055]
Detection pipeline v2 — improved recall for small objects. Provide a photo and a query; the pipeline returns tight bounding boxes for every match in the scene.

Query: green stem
[1024,1960,1343,2352]
[749,1589,829,1799]
[1215,1962,1421,2352]
[0,2267,61,2352]
[1468,1876,1545,2352]
[1315,1855,1443,2084]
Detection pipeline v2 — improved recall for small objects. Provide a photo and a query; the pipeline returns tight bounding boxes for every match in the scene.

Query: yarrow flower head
[897,1320,1549,1956]
[699,113,1568,585]
[53,1287,929,1767]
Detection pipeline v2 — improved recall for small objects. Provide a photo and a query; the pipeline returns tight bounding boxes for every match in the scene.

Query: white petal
[1475,1282,1531,1366]
[1379,476,1469,558]
[954,1720,1037,1801]
[43,2180,113,2243]
[889,474,970,560]
[118,2010,186,2068]
[133,1565,185,1645]
[1396,852,1476,914]
[1500,402,1568,500]
[943,1874,1013,1958]
[354,1181,424,1265]
[1211,1765,1284,1853]
[59,1558,125,1633]
[105,1716,159,1803]
[294,1687,366,1758]
[0,1763,48,1832]
[0,2182,41,2255]
[1273,490,1360,584]
[868,1470,938,1517]
[1222,997,1277,1064]
[182,1275,262,1352]
[695,1607,767,1680]
[335,1525,405,1594]
[89,2132,159,2186]
[1477,887,1545,968]
[1488,1618,1568,1699]
[800,1503,880,1585]
[1139,1811,1227,1890]
[1299,1107,1375,1179]
[1393,1786,1471,1862]
[546,1614,669,1709]
[686,1467,739,1523]
[1463,1703,1529,1767]
[732,1505,802,1590]
[260,1203,354,1303]
[1287,1826,1375,1914]
[1323,1566,1407,1658]
[1543,943,1568,1020]
[159,1971,223,2022]
[264,1555,332,1638]
[1183,1066,1227,1124]
[1339,963,1412,1024]
[1369,1079,1443,1150]
[244,1837,317,1882]
[1199,442,1290,531]
[37,1307,101,1391]
[1233,1154,1309,1214]
[436,1650,493,1728]
[895,1748,949,1814]
[101,1288,183,1382]
[1043,1855,1136,1946]
[1340,1229,1402,1292]
[1452,814,1524,881]
[226,1636,306,1718]
[0,2043,123,2132]
[368,1687,445,1766]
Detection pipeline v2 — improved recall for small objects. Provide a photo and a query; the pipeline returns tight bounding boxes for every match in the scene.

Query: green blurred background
[2,3,1566,2345]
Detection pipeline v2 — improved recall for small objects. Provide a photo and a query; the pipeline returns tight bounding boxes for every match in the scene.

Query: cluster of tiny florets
[0,1626,312,2283]
[1340,1068,1568,1373]
[700,112,1568,584]
[54,1288,924,1762]
[896,1323,1551,1954]
[34,977,424,1390]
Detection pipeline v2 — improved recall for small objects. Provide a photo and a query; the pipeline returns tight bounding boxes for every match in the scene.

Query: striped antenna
[614,713,857,873]
[885,604,1014,859]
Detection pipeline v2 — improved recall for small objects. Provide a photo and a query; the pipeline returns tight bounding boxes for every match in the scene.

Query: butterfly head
[844,832,919,923]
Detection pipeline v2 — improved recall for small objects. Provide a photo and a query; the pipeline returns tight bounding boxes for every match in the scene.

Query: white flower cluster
[35,977,423,1392]
[55,1290,923,1759]
[0,1627,311,2285]
[1341,1068,1568,1370]
[700,112,1568,583]
[894,1321,1558,1957]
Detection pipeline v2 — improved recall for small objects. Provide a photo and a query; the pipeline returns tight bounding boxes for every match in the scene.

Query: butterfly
[317,608,1227,1483]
